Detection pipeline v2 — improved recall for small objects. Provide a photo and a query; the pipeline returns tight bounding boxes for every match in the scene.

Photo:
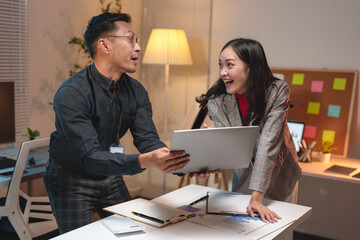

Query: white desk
[297,156,360,239]
[52,184,311,240]
[299,156,360,183]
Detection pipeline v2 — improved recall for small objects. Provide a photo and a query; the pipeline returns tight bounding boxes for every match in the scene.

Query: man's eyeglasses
[105,34,139,47]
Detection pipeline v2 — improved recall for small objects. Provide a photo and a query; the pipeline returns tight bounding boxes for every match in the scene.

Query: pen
[207,211,260,218]
[302,139,307,149]
[131,211,165,224]
[187,195,209,207]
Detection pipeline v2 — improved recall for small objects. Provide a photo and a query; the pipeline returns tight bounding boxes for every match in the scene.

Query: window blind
[0,0,28,149]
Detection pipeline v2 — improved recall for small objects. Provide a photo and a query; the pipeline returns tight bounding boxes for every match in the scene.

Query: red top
[235,93,249,126]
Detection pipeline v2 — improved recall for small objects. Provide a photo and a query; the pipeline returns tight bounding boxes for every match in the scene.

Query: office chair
[0,137,57,240]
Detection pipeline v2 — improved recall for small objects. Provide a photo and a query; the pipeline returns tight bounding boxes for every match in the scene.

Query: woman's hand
[202,123,210,129]
[187,123,221,178]
[247,191,281,223]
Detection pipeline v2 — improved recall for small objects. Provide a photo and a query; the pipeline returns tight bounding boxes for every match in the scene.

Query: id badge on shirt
[110,143,124,154]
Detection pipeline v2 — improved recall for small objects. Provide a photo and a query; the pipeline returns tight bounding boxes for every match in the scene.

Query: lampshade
[142,29,192,65]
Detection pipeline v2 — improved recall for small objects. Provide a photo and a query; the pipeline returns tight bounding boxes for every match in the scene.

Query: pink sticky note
[311,81,324,93]
[304,125,317,139]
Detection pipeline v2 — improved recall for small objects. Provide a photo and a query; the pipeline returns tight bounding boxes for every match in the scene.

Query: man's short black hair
[84,12,131,58]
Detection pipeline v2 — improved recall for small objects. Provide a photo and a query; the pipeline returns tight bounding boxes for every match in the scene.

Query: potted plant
[319,140,337,163]
[26,128,40,140]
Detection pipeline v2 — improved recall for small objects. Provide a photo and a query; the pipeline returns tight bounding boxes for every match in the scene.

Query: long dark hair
[196,38,278,125]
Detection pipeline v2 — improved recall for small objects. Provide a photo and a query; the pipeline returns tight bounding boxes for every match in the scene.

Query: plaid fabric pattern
[43,159,131,234]
[208,80,302,201]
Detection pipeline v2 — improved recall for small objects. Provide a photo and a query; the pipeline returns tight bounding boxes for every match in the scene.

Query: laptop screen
[287,121,305,153]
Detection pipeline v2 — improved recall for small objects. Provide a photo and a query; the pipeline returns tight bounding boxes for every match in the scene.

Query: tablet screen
[287,121,305,153]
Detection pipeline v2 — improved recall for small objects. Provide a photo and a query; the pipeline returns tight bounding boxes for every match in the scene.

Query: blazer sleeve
[249,81,291,193]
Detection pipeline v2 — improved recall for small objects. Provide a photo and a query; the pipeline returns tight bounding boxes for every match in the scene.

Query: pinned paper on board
[333,78,347,90]
[311,81,324,93]
[271,67,357,157]
[304,125,317,139]
[292,73,305,85]
[322,130,335,143]
[307,102,320,115]
[327,105,341,118]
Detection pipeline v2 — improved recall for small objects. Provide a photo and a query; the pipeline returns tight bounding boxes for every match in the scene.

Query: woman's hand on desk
[247,191,281,223]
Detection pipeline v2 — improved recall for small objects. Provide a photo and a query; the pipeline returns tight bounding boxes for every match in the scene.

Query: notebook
[325,164,357,176]
[170,126,259,173]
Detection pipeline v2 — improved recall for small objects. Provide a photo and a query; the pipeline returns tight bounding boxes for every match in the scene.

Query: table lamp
[142,29,192,142]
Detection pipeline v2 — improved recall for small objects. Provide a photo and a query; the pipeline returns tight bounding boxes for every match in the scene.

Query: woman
[196,38,302,223]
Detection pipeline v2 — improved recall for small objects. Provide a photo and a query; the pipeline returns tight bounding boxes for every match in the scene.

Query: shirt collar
[90,63,119,92]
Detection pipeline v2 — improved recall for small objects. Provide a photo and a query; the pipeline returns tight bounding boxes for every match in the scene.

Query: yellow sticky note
[307,102,320,114]
[292,73,305,85]
[333,78,347,90]
[322,130,335,143]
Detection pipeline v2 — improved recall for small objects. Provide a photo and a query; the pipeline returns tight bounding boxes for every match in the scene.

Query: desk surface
[299,155,360,184]
[52,184,311,240]
[0,148,48,188]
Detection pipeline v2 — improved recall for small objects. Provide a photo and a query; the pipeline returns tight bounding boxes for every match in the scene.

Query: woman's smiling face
[219,46,249,94]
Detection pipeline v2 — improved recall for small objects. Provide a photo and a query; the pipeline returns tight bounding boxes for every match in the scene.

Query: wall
[210,0,360,159]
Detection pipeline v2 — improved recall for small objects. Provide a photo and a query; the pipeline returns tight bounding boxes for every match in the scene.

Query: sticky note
[328,105,341,118]
[311,81,324,93]
[307,102,320,115]
[322,130,335,143]
[292,73,305,85]
[333,78,347,90]
[304,125,317,139]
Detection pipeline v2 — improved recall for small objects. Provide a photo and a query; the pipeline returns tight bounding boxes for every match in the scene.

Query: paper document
[191,214,293,240]
[104,198,195,228]
[190,192,295,240]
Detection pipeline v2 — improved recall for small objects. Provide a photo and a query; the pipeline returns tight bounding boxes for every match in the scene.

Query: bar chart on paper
[190,212,293,239]
[188,192,295,239]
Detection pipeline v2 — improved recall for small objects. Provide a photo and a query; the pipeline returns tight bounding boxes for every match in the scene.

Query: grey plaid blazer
[207,79,302,201]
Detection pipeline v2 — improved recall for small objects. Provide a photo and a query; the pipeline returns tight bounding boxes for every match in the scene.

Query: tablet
[170,126,259,173]
[287,121,305,153]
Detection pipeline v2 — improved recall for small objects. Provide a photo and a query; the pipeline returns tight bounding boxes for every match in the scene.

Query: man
[43,12,189,234]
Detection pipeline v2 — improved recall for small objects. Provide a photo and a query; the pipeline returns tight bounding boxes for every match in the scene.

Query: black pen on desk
[131,211,164,224]
[207,211,259,218]
[187,195,209,207]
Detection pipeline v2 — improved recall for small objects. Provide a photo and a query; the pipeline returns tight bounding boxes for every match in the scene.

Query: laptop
[287,120,305,153]
[170,126,259,173]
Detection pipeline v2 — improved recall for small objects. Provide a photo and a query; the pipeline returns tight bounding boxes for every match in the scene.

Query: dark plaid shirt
[49,64,165,178]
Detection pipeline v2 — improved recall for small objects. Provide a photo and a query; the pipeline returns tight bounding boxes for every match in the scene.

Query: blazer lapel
[221,94,243,127]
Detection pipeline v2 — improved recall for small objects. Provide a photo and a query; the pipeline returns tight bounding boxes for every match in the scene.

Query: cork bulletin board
[271,68,358,157]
